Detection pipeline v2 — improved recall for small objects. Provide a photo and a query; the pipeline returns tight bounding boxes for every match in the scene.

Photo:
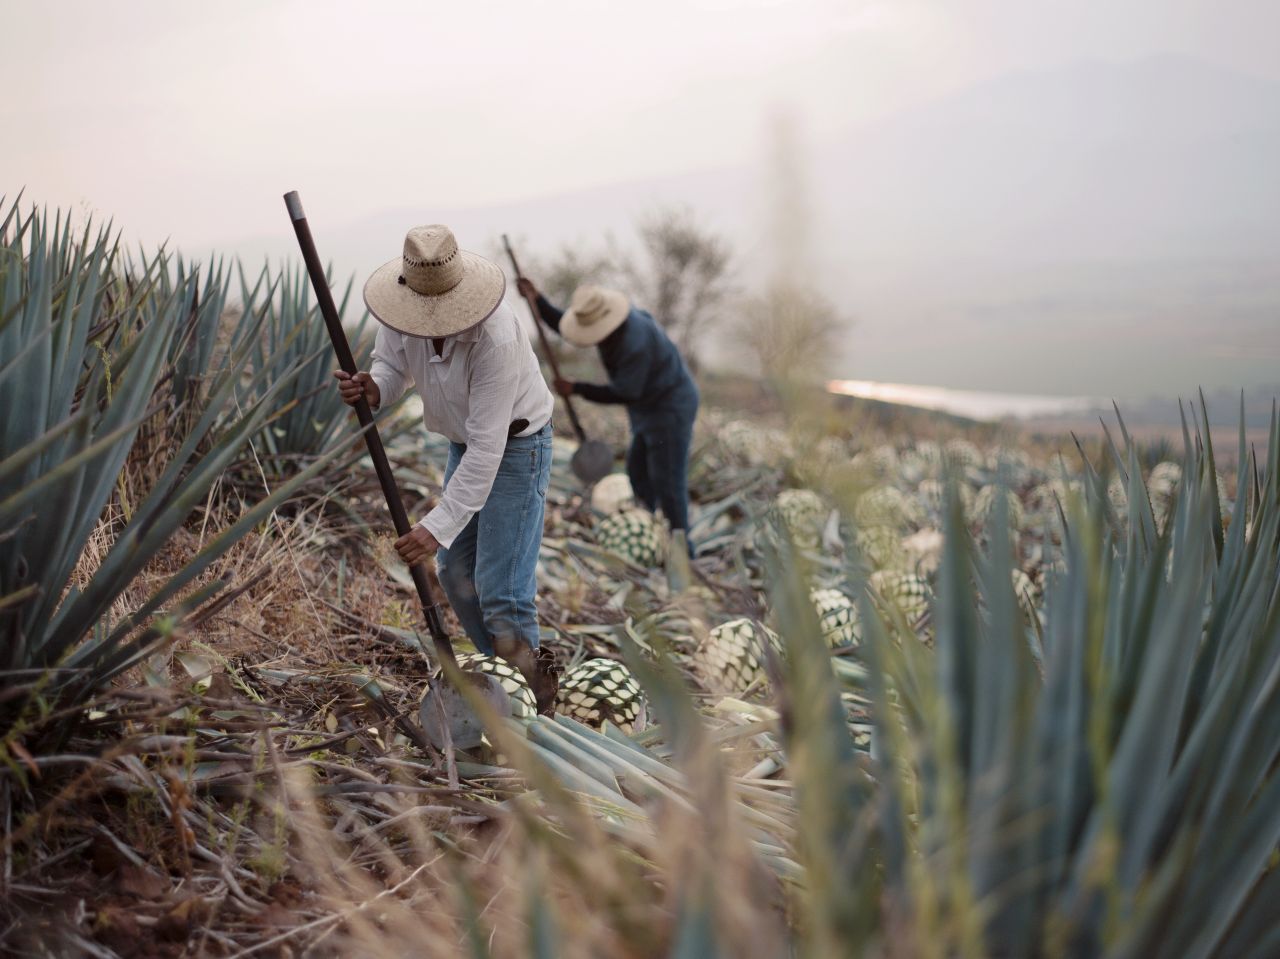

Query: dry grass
[3,421,783,955]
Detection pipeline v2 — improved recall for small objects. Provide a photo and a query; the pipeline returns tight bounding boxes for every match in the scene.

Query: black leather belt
[507,418,530,438]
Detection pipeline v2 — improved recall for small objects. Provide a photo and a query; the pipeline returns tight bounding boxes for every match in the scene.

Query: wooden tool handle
[502,234,588,443]
[285,191,456,666]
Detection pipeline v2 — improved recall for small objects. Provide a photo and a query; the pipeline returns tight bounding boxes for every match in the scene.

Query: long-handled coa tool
[284,191,508,751]
[502,235,614,484]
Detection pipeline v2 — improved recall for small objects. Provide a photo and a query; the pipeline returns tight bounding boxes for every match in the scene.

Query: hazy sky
[4,0,1278,249]
[4,0,1279,400]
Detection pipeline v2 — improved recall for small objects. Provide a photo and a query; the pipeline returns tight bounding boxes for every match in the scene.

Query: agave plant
[244,262,374,473]
[384,398,1278,957]
[102,252,259,502]
[163,255,233,412]
[0,202,353,744]
[760,399,1280,956]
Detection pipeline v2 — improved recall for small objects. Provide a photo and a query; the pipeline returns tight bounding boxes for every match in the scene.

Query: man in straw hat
[516,277,699,553]
[336,225,560,712]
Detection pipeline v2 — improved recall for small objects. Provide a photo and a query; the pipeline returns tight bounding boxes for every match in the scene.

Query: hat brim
[363,251,505,339]
[560,289,630,347]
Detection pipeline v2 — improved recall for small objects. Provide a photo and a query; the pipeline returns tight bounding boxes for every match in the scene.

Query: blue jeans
[627,381,699,535]
[436,423,552,656]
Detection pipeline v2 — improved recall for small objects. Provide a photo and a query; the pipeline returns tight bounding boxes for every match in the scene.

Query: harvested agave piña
[943,438,983,474]
[449,652,538,720]
[1149,461,1181,497]
[869,444,900,476]
[596,509,664,566]
[718,419,792,467]
[556,657,644,730]
[856,525,907,571]
[917,479,975,519]
[696,618,782,694]
[870,569,931,621]
[1148,461,1182,529]
[1107,477,1129,516]
[771,488,827,549]
[855,485,924,529]
[810,587,861,647]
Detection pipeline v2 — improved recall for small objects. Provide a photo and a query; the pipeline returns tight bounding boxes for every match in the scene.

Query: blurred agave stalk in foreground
[770,398,1280,956]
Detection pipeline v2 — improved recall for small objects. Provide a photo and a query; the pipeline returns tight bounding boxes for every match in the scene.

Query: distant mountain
[811,53,1280,266]
[215,54,1280,398]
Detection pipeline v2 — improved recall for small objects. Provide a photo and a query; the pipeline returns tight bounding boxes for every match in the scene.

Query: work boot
[527,647,561,716]
[494,638,561,716]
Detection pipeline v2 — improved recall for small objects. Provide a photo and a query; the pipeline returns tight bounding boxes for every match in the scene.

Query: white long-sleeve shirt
[369,301,554,547]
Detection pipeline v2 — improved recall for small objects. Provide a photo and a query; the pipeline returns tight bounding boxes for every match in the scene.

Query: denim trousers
[435,423,552,655]
[626,381,699,534]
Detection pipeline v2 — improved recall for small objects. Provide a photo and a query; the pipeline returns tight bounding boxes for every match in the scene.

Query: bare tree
[503,210,732,371]
[535,245,618,307]
[738,281,844,383]
[622,207,733,371]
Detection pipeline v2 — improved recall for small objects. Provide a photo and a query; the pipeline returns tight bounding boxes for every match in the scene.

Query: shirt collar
[427,323,484,363]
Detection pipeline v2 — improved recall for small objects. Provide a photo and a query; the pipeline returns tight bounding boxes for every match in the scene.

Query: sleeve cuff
[370,371,404,411]
[370,373,389,410]
[420,505,467,550]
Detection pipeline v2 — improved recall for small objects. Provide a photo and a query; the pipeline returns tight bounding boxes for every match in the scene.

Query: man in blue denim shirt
[517,278,699,550]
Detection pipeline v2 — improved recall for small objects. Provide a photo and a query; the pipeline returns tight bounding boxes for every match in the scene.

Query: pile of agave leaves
[3,201,1279,957]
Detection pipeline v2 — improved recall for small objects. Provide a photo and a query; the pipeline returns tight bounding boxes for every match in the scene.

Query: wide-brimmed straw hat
[559,285,630,347]
[364,225,505,338]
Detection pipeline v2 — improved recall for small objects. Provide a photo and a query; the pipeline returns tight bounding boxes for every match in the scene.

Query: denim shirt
[535,296,695,410]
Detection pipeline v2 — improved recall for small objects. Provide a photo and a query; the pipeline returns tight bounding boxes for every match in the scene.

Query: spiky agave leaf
[974,483,1025,532]
[1,206,163,673]
[244,262,374,470]
[764,528,882,951]
[462,631,793,956]
[0,202,358,739]
[863,410,1280,957]
[153,253,244,418]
